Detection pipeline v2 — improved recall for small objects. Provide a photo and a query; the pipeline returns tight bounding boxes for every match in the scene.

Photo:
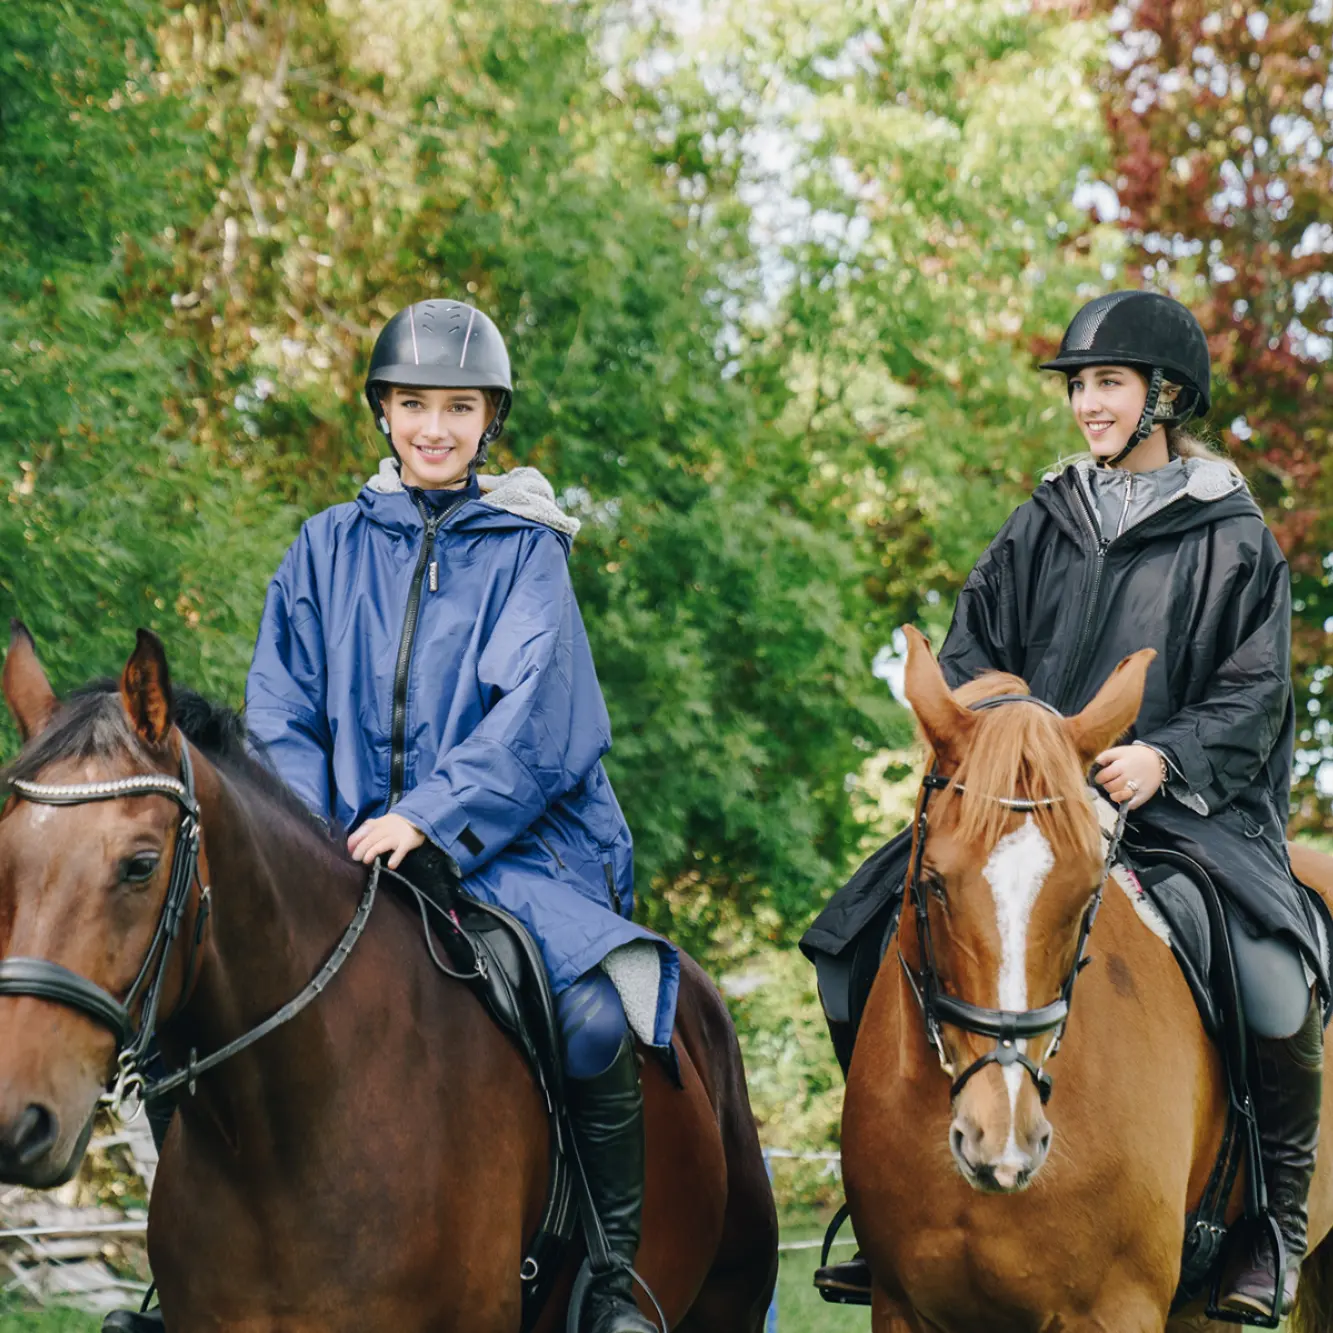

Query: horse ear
[2,621,59,741]
[902,625,976,769]
[1064,649,1156,766]
[120,630,174,749]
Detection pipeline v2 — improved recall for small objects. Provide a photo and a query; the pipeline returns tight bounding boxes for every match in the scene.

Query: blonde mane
[924,672,1100,863]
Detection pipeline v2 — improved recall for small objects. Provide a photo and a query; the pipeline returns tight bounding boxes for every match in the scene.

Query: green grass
[0,1298,102,1333]
[773,1216,865,1332]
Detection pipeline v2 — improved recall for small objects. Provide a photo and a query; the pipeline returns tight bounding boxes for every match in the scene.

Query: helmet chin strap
[1103,367,1166,468]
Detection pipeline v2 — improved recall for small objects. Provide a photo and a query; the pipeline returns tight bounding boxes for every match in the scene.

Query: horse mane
[2,682,339,851]
[927,672,1101,864]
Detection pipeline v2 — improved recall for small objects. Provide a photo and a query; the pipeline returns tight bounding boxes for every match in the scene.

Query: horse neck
[158,752,370,1123]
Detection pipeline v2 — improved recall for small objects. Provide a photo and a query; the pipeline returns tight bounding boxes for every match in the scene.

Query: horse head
[899,626,1153,1194]
[0,625,206,1186]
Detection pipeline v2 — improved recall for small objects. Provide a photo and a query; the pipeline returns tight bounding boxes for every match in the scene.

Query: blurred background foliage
[3,0,1333,1182]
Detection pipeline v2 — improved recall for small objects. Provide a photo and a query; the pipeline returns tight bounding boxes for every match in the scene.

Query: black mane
[2,683,335,846]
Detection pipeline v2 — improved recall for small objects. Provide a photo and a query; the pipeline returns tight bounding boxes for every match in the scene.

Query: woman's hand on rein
[347,813,426,868]
[1093,745,1165,810]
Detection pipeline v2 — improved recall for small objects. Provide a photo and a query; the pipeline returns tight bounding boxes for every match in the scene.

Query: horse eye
[120,853,160,884]
[926,875,948,904]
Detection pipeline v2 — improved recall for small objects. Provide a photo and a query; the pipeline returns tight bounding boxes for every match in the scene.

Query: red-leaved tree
[1095,0,1333,826]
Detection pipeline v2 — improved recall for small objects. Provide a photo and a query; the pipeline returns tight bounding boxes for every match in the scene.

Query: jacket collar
[1035,457,1258,547]
[356,460,581,542]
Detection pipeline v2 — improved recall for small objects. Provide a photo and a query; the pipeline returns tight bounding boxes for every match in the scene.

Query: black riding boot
[569,1036,656,1333]
[812,1016,872,1306]
[1218,991,1323,1318]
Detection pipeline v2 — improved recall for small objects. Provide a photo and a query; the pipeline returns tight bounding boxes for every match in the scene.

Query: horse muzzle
[0,1091,97,1187]
[949,1108,1052,1194]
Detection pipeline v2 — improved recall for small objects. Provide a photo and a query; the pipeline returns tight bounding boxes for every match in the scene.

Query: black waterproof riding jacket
[803,458,1324,984]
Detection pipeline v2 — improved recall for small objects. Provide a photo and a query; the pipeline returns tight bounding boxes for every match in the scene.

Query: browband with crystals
[10,775,192,808]
[947,785,1065,810]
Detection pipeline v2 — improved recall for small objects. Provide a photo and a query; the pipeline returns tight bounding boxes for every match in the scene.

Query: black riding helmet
[1041,290,1212,466]
[364,299,513,468]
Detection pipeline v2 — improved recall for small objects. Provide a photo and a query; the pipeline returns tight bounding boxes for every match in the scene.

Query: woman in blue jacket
[245,299,674,1333]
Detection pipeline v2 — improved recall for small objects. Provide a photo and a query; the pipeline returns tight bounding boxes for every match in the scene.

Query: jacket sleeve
[393,529,611,876]
[1137,535,1292,814]
[937,508,1026,690]
[244,524,334,821]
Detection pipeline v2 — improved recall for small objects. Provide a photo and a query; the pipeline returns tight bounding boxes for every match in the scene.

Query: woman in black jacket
[806,291,1323,1317]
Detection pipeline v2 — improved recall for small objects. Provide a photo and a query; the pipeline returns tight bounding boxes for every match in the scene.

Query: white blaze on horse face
[981,816,1055,1139]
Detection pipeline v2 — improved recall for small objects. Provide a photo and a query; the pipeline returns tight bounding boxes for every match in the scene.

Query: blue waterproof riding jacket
[245,461,678,1046]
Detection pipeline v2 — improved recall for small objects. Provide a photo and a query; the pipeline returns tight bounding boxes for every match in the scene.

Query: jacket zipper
[1058,475,1196,711]
[388,501,443,807]
[1056,483,1109,712]
[1116,472,1133,539]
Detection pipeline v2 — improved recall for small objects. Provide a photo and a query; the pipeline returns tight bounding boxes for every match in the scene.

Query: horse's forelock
[1,682,150,789]
[932,678,1101,867]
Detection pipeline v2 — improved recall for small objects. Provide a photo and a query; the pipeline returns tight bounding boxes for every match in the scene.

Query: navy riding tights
[557,966,631,1081]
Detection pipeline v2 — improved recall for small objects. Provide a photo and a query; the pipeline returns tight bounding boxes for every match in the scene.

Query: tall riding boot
[1218,991,1323,1318]
[569,1037,656,1333]
[813,1015,872,1306]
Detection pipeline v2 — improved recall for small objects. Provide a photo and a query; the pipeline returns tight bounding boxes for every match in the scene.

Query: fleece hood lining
[365,459,581,536]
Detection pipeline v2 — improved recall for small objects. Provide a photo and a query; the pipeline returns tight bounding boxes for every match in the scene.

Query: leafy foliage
[1092,0,1333,824]
[0,0,908,958]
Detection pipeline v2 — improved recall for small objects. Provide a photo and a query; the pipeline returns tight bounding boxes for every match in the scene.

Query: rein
[2,747,360,1112]
[900,694,1128,1106]
[1,748,490,1113]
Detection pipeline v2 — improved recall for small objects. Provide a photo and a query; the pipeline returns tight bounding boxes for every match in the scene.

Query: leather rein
[0,744,381,1113]
[900,694,1128,1106]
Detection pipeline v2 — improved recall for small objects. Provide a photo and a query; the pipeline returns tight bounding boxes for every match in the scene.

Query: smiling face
[384,386,492,489]
[1067,364,1180,466]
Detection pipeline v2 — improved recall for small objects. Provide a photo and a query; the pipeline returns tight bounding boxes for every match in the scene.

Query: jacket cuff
[1133,741,1209,816]
[392,792,476,877]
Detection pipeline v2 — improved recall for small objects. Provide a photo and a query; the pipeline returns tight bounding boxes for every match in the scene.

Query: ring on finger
[1125,779,1141,795]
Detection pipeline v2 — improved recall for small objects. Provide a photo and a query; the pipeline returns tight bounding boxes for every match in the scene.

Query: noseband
[900,694,1127,1106]
[1,745,209,1111]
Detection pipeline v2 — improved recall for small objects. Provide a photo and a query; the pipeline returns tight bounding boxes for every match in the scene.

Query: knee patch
[558,968,630,1081]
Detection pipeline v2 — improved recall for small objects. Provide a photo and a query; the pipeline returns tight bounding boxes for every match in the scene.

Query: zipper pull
[428,561,439,593]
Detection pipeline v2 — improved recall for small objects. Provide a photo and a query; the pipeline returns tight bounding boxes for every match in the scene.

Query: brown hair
[1164,422,1240,473]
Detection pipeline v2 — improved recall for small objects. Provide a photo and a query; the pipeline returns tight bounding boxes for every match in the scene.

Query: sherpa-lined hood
[357,458,581,541]
[364,458,581,538]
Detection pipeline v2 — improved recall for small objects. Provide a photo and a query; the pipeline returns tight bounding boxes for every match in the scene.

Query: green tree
[0,0,294,751]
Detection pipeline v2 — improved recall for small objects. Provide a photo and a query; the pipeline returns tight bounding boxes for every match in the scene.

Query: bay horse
[843,625,1333,1332]
[0,625,778,1332]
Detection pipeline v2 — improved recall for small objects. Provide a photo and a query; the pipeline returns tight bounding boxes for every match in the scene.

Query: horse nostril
[950,1125,967,1161]
[8,1104,57,1166]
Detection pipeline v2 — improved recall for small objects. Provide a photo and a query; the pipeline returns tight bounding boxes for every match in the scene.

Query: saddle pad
[1113,861,1218,1037]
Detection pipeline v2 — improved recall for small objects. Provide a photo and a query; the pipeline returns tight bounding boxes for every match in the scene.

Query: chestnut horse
[0,626,778,1332]
[843,626,1333,1333]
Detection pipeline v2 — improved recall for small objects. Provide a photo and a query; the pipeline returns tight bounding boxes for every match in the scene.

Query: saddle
[391,846,578,1333]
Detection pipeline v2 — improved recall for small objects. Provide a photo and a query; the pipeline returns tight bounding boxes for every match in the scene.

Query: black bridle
[0,744,210,1112]
[900,695,1128,1106]
[0,743,487,1115]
